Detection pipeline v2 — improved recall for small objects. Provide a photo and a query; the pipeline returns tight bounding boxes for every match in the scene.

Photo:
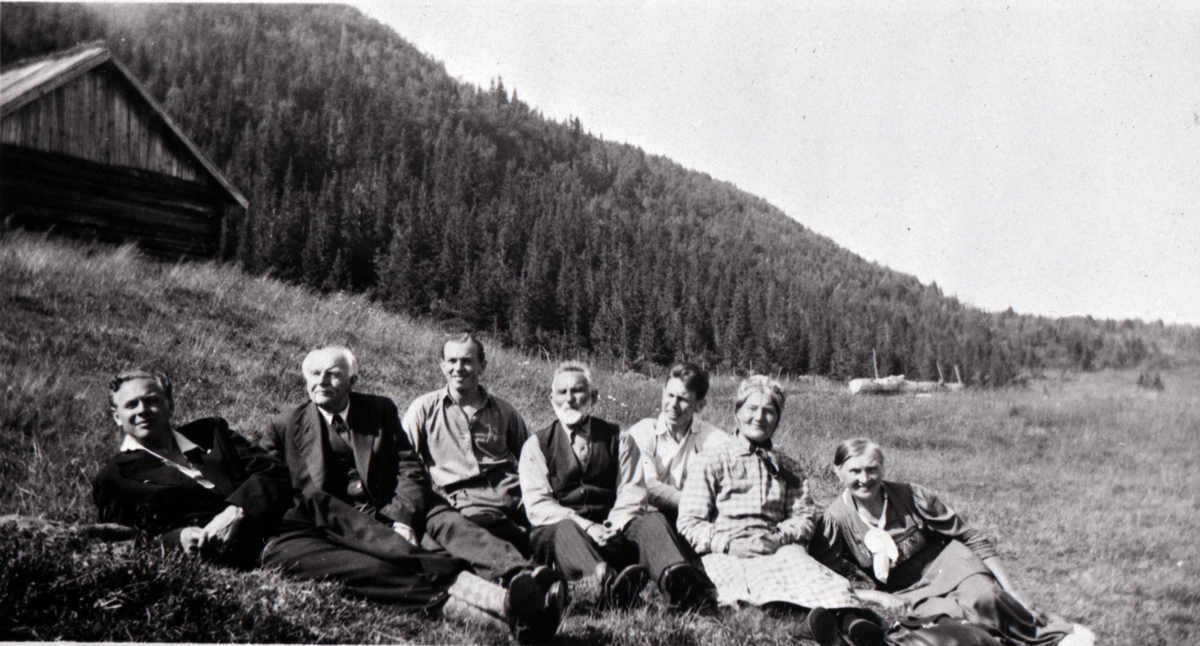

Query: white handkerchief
[862,526,899,583]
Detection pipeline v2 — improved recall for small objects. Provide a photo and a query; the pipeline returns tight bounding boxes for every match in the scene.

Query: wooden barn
[1,42,247,257]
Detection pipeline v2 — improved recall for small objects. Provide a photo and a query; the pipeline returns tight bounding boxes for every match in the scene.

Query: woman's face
[836,452,886,503]
[735,392,780,443]
[112,378,174,443]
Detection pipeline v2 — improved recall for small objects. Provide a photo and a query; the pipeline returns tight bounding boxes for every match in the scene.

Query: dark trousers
[419,498,531,582]
[457,508,532,557]
[262,492,462,610]
[530,511,691,584]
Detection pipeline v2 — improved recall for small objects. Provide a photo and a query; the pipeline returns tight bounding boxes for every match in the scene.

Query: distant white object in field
[848,375,949,395]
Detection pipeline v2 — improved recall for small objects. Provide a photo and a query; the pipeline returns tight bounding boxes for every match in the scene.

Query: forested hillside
[4,3,1197,383]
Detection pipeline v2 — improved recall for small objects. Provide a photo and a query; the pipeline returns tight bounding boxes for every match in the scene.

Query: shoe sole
[606,565,650,610]
[806,607,841,646]
[845,617,886,646]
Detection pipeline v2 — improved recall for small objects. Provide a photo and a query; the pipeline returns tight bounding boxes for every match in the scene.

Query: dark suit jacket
[92,417,292,560]
[260,392,431,528]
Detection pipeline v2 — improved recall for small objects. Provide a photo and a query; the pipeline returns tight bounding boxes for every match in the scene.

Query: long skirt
[701,544,861,609]
[896,540,1077,645]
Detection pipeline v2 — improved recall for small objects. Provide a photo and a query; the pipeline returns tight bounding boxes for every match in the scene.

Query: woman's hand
[728,534,781,557]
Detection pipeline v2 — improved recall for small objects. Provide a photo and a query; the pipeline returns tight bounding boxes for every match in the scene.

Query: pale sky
[350,1,1200,325]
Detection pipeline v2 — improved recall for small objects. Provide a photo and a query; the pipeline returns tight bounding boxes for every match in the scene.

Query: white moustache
[554,402,592,428]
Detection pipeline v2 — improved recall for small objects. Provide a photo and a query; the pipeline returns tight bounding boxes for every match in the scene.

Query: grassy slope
[1,232,1197,644]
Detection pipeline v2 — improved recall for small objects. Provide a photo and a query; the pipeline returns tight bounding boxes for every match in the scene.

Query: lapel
[298,404,332,489]
[191,447,234,494]
[177,423,234,494]
[114,450,211,493]
[345,393,376,486]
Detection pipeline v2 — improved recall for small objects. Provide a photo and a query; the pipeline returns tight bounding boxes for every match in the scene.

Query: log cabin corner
[1,41,248,257]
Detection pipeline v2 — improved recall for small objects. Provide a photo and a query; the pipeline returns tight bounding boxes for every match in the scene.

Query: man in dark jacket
[93,369,291,568]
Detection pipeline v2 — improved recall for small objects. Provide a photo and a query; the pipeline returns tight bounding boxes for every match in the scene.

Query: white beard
[553,402,591,428]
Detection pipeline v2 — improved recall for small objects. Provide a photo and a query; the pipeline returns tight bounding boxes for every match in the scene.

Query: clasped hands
[181,505,245,555]
[586,521,620,547]
[727,531,785,557]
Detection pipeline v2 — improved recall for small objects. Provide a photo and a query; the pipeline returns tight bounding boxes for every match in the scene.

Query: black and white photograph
[2,2,1196,644]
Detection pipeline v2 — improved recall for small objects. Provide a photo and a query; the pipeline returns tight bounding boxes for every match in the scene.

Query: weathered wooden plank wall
[2,145,223,256]
[1,67,203,183]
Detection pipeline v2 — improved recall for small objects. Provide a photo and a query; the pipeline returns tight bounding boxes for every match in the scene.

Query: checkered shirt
[677,431,817,555]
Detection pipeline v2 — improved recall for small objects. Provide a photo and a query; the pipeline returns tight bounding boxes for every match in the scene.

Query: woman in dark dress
[810,438,1093,646]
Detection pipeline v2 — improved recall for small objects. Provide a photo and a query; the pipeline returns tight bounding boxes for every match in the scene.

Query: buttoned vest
[535,417,621,523]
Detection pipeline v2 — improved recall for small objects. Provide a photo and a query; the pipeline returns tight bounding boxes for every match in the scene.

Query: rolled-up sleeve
[518,435,589,530]
[606,433,649,530]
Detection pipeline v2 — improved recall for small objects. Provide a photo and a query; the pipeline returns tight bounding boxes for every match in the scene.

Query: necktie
[571,430,590,468]
[331,414,366,500]
[331,414,350,443]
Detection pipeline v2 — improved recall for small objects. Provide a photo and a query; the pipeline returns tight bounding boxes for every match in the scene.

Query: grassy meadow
[2,231,1197,644]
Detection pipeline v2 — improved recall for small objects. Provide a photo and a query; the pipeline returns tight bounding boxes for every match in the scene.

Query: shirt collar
[442,384,493,409]
[120,430,205,454]
[732,430,773,455]
[560,416,592,439]
[654,412,696,438]
[316,401,351,428]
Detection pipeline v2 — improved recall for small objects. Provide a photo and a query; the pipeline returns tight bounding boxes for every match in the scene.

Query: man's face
[661,377,704,431]
[112,378,174,443]
[441,340,485,393]
[304,351,356,412]
[551,372,594,427]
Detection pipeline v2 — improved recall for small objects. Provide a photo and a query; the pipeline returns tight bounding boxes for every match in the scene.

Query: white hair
[302,346,358,377]
[554,361,594,391]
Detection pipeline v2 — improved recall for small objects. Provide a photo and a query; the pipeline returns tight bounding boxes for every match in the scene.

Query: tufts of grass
[3,232,1200,644]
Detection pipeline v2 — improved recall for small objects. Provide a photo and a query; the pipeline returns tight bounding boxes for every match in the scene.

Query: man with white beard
[518,361,711,611]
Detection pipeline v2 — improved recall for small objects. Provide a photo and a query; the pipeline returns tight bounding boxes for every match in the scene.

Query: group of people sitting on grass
[93,333,1092,645]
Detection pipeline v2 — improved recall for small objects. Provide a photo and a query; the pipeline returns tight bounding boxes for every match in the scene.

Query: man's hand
[392,522,418,546]
[728,534,781,557]
[180,526,205,554]
[586,522,619,547]
[199,505,245,552]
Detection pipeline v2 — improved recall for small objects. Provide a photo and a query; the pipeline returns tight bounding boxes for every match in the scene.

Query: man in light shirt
[627,362,731,526]
[403,333,530,553]
[518,361,711,610]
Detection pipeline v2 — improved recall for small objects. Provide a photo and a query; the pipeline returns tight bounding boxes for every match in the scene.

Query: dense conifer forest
[4,3,1197,383]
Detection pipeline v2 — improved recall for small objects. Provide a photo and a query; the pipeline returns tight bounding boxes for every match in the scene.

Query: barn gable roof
[1,41,248,209]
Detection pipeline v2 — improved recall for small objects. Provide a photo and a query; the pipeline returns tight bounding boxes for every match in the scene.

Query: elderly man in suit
[260,347,563,640]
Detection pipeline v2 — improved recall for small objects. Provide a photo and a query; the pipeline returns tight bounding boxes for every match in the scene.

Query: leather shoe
[503,570,561,643]
[602,564,650,610]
